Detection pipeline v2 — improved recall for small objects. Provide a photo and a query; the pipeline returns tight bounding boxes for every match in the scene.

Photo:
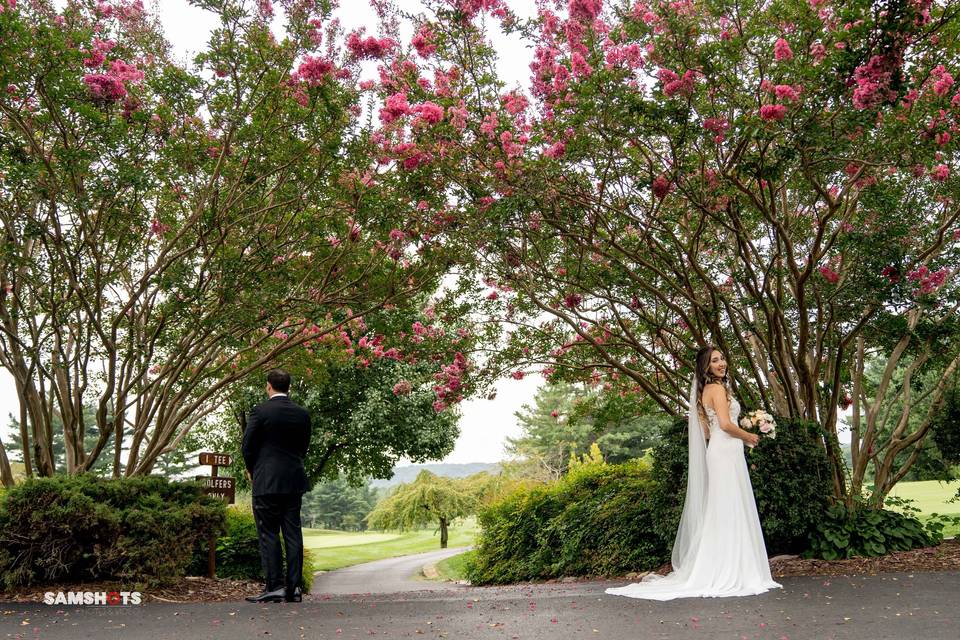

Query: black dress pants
[252,493,304,592]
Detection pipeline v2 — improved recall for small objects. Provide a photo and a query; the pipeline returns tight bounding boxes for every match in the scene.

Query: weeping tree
[366,470,477,548]
[378,0,960,505]
[0,0,472,482]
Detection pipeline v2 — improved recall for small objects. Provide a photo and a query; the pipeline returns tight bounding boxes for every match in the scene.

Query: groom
[242,369,312,603]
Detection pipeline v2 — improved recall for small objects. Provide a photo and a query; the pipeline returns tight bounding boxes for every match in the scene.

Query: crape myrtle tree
[195,302,476,489]
[381,0,960,505]
[0,0,481,484]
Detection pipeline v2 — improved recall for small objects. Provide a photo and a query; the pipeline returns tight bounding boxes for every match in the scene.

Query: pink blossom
[907,265,949,295]
[932,65,955,97]
[393,380,413,396]
[307,18,323,46]
[563,293,582,309]
[774,38,793,61]
[379,92,410,124]
[511,371,525,380]
[760,104,787,121]
[150,219,170,236]
[930,164,950,181]
[257,0,274,19]
[652,175,672,199]
[487,291,499,300]
[294,56,335,85]
[448,102,469,131]
[881,265,900,283]
[819,266,840,283]
[109,60,144,83]
[292,87,309,107]
[412,24,437,57]
[543,141,566,158]
[83,38,115,68]
[413,101,444,125]
[480,112,499,138]
[703,117,729,134]
[568,0,601,22]
[346,32,397,60]
[83,74,126,103]
[852,55,896,110]
[658,68,696,97]
[774,84,801,102]
[809,42,827,64]
[571,52,593,77]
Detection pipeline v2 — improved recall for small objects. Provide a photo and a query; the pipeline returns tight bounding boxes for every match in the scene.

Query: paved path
[311,546,471,594]
[2,571,958,639]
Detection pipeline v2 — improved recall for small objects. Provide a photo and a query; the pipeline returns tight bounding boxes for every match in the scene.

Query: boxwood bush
[0,475,226,588]
[466,459,669,585]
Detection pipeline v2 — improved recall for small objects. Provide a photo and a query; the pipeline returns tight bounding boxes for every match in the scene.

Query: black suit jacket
[242,395,312,496]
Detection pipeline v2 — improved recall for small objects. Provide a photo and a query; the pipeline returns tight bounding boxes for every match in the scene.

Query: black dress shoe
[245,587,286,603]
[285,586,302,602]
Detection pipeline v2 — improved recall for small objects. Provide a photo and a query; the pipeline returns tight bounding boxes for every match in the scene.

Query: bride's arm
[704,387,760,446]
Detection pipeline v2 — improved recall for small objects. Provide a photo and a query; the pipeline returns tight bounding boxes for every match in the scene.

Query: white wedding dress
[606,389,782,600]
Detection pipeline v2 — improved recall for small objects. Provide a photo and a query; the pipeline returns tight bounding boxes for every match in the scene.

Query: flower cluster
[346,32,397,60]
[740,409,777,441]
[432,352,468,411]
[907,265,950,296]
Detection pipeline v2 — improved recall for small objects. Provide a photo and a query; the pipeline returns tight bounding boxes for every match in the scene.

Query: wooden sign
[198,452,237,578]
[198,475,235,503]
[199,452,232,467]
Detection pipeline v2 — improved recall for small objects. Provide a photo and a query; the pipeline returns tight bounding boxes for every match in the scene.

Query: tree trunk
[439,517,448,549]
[0,437,14,487]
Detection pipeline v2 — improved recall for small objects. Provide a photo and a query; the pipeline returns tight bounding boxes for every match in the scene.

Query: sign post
[198,452,235,579]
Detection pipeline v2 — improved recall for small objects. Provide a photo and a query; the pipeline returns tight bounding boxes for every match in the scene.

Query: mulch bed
[770,537,960,577]
[3,540,959,603]
[634,538,960,580]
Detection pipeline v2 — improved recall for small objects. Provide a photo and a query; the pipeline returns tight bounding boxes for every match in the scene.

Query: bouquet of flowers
[739,409,777,447]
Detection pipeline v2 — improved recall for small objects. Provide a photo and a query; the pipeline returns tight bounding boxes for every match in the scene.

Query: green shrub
[466,460,668,585]
[190,505,262,581]
[805,501,938,560]
[189,504,316,592]
[650,415,832,555]
[0,475,226,588]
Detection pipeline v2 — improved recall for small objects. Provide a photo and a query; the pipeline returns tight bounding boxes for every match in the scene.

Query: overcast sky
[0,0,542,466]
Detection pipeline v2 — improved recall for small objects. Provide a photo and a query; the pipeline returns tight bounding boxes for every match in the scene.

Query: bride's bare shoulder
[702,383,726,406]
[703,382,725,394]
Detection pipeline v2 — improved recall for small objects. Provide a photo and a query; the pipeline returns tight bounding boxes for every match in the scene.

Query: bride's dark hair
[694,345,730,427]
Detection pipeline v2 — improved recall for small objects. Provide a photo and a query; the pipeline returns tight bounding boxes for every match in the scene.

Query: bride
[606,345,782,600]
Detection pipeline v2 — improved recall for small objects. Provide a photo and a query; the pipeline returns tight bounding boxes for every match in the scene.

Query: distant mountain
[369,462,501,488]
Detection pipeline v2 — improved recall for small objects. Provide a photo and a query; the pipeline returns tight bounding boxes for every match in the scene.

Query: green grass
[886,479,960,538]
[304,518,480,571]
[303,531,401,548]
[434,550,474,582]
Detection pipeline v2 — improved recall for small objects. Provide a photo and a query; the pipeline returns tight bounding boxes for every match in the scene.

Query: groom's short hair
[267,369,291,393]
